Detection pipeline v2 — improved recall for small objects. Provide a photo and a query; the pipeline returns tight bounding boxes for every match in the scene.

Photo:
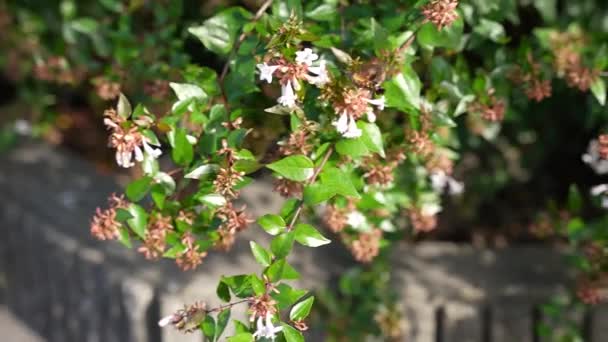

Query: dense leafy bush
[3,0,608,340]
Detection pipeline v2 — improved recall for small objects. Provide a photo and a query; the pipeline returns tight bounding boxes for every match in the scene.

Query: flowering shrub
[4,0,607,340]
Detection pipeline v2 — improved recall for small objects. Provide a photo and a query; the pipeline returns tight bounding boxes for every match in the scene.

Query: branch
[205,298,251,313]
[286,146,334,231]
[219,0,274,85]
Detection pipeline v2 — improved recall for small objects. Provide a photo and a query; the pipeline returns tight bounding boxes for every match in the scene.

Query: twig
[206,298,252,313]
[219,0,274,84]
[286,146,334,231]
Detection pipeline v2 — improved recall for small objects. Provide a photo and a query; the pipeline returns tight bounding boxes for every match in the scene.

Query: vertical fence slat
[443,303,482,342]
[492,303,533,342]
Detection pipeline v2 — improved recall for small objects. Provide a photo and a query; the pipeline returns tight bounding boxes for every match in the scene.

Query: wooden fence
[0,142,606,341]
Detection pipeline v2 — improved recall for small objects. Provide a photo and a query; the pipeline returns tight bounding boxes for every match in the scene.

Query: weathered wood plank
[444,302,482,342]
[492,303,533,342]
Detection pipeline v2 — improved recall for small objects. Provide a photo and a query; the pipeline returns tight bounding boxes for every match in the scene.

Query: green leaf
[153,172,176,195]
[202,315,216,341]
[272,284,307,310]
[360,122,385,157]
[227,333,253,342]
[126,176,152,201]
[222,275,254,298]
[336,138,369,158]
[185,164,218,179]
[188,7,251,55]
[126,203,148,239]
[290,296,314,321]
[169,82,207,112]
[266,259,300,282]
[257,214,286,235]
[270,232,295,259]
[117,93,132,118]
[474,19,507,43]
[217,280,231,302]
[250,241,272,267]
[250,275,266,295]
[417,17,464,50]
[172,129,194,166]
[294,224,331,247]
[568,184,583,214]
[233,320,249,334]
[266,155,315,182]
[306,3,337,21]
[591,78,606,106]
[282,324,304,342]
[215,309,231,341]
[118,227,132,248]
[384,65,421,112]
[303,168,360,205]
[199,193,227,207]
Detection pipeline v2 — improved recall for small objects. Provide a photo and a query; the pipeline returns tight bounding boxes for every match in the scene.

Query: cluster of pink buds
[421,0,459,30]
[257,48,329,108]
[103,105,162,168]
[332,88,385,138]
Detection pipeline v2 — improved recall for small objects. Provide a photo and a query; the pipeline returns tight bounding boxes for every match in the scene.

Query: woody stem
[286,146,334,231]
[205,298,252,313]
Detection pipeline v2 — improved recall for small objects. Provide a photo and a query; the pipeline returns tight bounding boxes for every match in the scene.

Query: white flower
[295,48,318,66]
[347,211,367,229]
[134,145,144,162]
[116,150,135,168]
[447,178,464,195]
[430,171,449,192]
[14,119,32,135]
[143,139,162,159]
[602,196,608,209]
[253,314,283,341]
[278,80,297,107]
[591,184,608,196]
[582,140,608,175]
[343,116,362,138]
[366,110,376,123]
[430,170,464,195]
[307,60,329,86]
[103,118,119,129]
[332,111,349,134]
[421,203,442,216]
[186,134,198,145]
[365,96,385,111]
[158,315,175,327]
[256,63,279,84]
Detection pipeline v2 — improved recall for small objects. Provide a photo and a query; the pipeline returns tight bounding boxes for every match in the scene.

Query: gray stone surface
[0,141,601,341]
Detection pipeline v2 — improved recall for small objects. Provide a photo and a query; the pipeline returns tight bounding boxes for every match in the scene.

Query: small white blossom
[447,178,464,195]
[347,211,367,229]
[14,119,32,135]
[116,150,135,168]
[343,116,362,138]
[333,111,349,134]
[602,197,608,209]
[295,48,319,66]
[186,135,198,145]
[421,203,442,216]
[278,80,297,107]
[366,110,376,123]
[253,314,283,341]
[582,140,608,174]
[430,170,464,195]
[143,139,162,159]
[366,96,385,111]
[256,63,279,84]
[104,118,119,129]
[134,145,144,162]
[591,184,608,196]
[307,60,330,86]
[158,315,175,327]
